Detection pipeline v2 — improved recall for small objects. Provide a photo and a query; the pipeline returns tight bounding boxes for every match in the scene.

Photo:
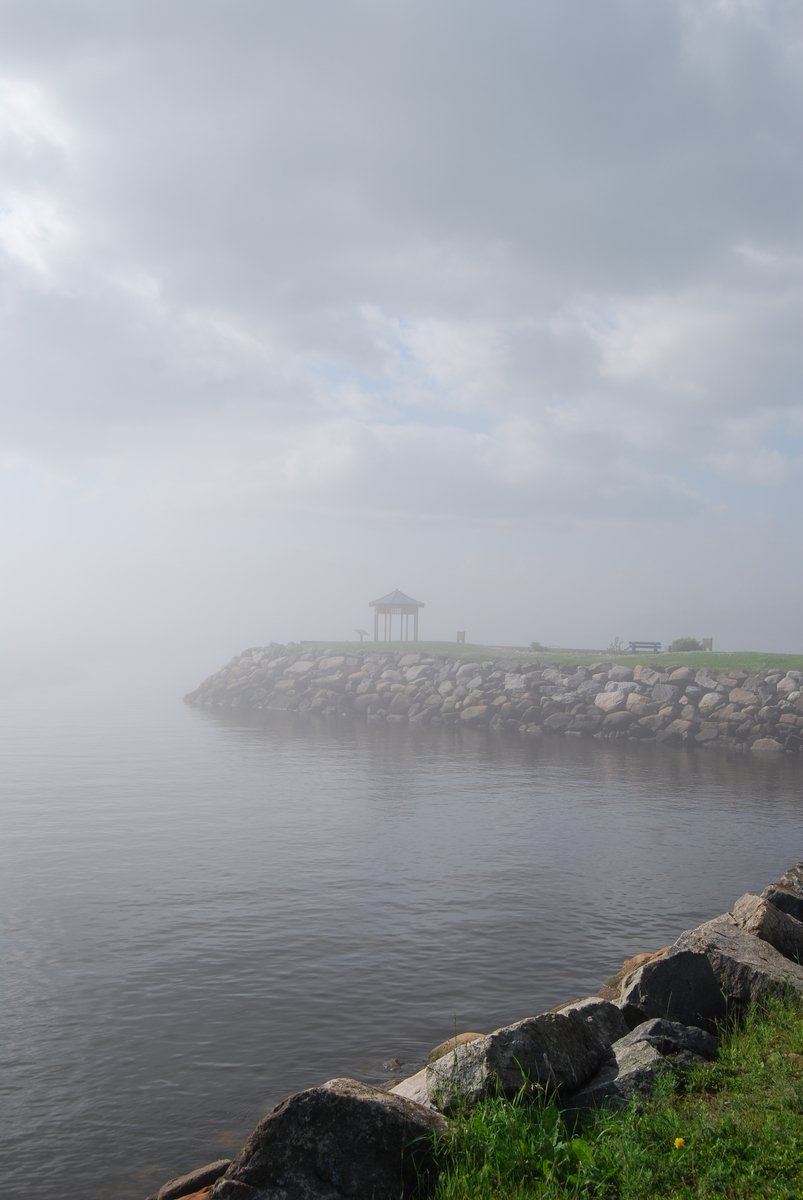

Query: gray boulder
[614,1017,717,1061]
[551,996,630,1048]
[674,914,803,1009]
[617,948,726,1030]
[209,1078,446,1200]
[425,1008,610,1113]
[568,1039,668,1109]
[763,883,803,924]
[568,1019,714,1111]
[731,893,803,964]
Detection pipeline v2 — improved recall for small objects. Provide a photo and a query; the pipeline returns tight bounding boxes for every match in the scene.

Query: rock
[730,893,803,964]
[638,714,667,733]
[209,1078,446,1200]
[551,996,630,1048]
[657,718,694,742]
[602,710,636,731]
[614,1017,718,1061]
[608,665,634,682]
[455,662,482,681]
[594,691,626,713]
[674,914,803,1010]
[389,1066,434,1109]
[568,1019,715,1111]
[617,948,726,1030]
[698,692,724,716]
[763,879,803,924]
[427,1032,485,1063]
[652,683,681,705]
[633,666,662,686]
[567,1038,669,1109]
[777,863,803,896]
[544,712,573,731]
[751,737,785,755]
[147,1161,232,1200]
[425,1009,610,1112]
[599,948,670,1000]
[286,659,316,675]
[460,704,490,725]
[729,687,759,706]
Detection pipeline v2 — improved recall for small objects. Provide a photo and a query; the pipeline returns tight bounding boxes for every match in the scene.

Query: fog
[3,0,802,692]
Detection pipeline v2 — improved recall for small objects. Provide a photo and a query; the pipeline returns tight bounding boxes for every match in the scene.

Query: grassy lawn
[301,641,803,674]
[431,994,803,1200]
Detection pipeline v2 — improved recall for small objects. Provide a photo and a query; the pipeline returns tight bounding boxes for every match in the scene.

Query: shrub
[669,637,704,652]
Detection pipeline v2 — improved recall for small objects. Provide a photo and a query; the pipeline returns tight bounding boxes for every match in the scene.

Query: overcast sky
[2,0,802,685]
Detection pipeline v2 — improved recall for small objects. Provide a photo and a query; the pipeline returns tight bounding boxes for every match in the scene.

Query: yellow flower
[673,1137,686,1150]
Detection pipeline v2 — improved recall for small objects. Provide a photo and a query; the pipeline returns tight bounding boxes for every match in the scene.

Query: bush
[669,637,704,652]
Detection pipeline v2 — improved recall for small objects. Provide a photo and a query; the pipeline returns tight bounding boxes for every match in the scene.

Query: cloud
[1,0,802,658]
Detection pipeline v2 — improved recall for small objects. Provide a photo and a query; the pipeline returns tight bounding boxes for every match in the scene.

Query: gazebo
[369,589,424,642]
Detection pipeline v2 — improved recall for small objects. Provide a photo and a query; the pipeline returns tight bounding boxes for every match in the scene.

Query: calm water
[0,676,800,1200]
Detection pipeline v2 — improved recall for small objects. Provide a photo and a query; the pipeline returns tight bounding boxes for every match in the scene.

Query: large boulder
[424,1008,611,1113]
[209,1078,446,1200]
[674,914,803,1009]
[731,893,803,964]
[567,1039,668,1109]
[567,1018,716,1111]
[550,996,630,1048]
[763,864,803,922]
[616,948,725,1030]
[613,1017,717,1061]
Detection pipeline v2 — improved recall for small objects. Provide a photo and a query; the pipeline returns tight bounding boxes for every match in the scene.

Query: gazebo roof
[369,589,425,608]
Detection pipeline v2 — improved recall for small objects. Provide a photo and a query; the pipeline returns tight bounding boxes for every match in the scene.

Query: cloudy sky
[2,0,802,683]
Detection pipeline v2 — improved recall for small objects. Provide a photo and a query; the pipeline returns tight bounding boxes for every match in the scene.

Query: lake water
[1,676,801,1200]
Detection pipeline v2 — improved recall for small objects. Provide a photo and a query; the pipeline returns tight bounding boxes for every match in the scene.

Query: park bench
[628,640,662,654]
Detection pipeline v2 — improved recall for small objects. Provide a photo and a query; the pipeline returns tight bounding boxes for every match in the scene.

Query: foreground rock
[568,1018,718,1110]
[422,1003,622,1112]
[184,645,803,758]
[730,893,803,964]
[616,948,725,1030]
[207,1078,446,1200]
[674,914,803,1008]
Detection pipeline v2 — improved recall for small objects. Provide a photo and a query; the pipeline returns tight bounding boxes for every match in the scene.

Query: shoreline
[146,863,803,1200]
[185,644,803,759]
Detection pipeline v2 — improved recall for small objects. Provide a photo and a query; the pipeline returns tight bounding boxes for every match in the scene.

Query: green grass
[301,640,803,674]
[431,993,803,1199]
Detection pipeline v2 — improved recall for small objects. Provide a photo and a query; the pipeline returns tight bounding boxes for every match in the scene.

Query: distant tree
[355,628,369,642]
[669,636,704,652]
[606,636,626,654]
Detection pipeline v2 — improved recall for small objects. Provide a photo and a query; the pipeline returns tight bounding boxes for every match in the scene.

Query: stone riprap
[146,862,803,1200]
[184,645,803,757]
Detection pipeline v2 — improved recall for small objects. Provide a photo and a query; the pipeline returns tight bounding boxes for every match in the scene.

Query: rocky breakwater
[184,645,803,757]
[146,863,803,1200]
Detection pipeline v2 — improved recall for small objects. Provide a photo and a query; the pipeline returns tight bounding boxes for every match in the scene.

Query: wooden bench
[628,640,662,654]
